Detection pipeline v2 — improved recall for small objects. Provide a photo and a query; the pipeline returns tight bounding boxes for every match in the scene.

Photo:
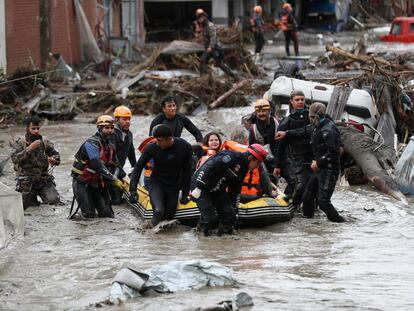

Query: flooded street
[1,108,413,311]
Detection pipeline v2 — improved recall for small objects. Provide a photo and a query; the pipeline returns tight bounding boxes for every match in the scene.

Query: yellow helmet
[96,115,115,126]
[196,8,204,17]
[254,5,263,14]
[114,105,132,118]
[254,99,271,111]
[282,3,292,10]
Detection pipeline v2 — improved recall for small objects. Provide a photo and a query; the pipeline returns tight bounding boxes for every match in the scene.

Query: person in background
[191,8,205,42]
[280,2,299,56]
[250,5,265,63]
[10,115,60,209]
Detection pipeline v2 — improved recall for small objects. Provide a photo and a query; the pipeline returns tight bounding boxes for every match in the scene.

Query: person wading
[71,115,124,218]
[191,143,267,236]
[129,124,193,227]
[275,90,313,209]
[110,105,137,205]
[10,115,60,209]
[302,102,345,222]
[280,2,299,56]
[250,5,265,63]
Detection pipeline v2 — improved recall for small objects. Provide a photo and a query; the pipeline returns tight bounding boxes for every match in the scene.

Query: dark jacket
[275,109,313,167]
[192,150,249,207]
[113,124,136,168]
[248,115,279,158]
[149,113,203,143]
[130,138,193,195]
[311,118,342,169]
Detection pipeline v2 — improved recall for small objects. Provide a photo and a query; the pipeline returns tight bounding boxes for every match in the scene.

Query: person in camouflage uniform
[10,115,60,209]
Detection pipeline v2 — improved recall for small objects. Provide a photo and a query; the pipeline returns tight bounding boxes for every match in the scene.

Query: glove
[180,196,190,205]
[129,191,138,204]
[191,187,201,199]
[113,178,124,190]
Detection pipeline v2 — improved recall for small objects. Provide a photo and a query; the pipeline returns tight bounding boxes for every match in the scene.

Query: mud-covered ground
[0,107,413,311]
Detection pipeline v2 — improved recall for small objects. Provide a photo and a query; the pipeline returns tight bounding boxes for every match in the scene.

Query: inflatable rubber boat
[124,185,295,228]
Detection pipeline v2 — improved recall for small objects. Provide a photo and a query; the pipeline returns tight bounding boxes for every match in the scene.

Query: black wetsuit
[275,109,313,208]
[110,124,137,204]
[130,138,193,226]
[302,117,345,222]
[191,150,249,234]
[149,113,203,143]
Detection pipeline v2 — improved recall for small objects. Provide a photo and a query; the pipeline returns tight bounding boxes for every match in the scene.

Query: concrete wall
[0,182,24,249]
[0,0,6,73]
[212,0,228,25]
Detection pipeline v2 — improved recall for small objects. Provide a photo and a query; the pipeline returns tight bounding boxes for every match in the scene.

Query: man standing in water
[129,124,193,227]
[274,90,313,209]
[280,2,299,56]
[10,115,60,209]
[191,144,267,236]
[110,105,136,205]
[302,103,345,222]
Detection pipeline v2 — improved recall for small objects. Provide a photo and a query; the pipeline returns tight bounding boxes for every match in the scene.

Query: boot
[320,205,345,223]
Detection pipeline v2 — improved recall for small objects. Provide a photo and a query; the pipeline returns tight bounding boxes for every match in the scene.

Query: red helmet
[247,144,267,162]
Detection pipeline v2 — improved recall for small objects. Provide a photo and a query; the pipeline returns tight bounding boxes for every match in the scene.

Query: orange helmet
[96,115,115,126]
[254,5,262,14]
[254,99,271,111]
[247,144,267,162]
[114,105,132,118]
[196,8,205,17]
[282,3,292,10]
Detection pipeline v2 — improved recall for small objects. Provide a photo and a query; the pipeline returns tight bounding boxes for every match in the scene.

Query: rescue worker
[250,5,265,63]
[10,115,60,209]
[302,103,345,222]
[149,95,203,143]
[191,143,267,235]
[249,99,295,198]
[274,90,312,209]
[71,115,124,218]
[191,8,205,41]
[197,11,236,79]
[280,3,299,56]
[110,105,137,204]
[129,124,193,227]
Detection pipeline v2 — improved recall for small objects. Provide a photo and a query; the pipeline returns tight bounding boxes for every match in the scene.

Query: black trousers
[72,179,113,218]
[302,168,345,222]
[109,185,123,205]
[149,181,179,226]
[254,32,265,54]
[280,160,296,197]
[291,158,313,208]
[200,47,235,78]
[16,177,60,209]
[284,31,299,56]
[196,189,236,233]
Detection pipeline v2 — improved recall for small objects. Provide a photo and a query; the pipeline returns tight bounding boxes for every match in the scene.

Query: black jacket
[130,138,193,195]
[275,109,313,167]
[113,125,136,169]
[149,113,203,143]
[311,118,342,169]
[191,150,249,207]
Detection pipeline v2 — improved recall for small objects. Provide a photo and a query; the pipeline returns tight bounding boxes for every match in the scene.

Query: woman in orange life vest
[195,132,222,170]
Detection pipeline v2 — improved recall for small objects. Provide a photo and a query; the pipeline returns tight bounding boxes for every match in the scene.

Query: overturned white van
[265,76,378,132]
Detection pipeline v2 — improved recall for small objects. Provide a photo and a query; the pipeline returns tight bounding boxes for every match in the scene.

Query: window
[390,22,401,35]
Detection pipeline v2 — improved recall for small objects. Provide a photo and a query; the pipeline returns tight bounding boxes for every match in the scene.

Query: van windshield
[391,22,402,35]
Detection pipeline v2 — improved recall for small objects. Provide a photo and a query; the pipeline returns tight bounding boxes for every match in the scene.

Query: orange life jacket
[280,14,290,31]
[196,148,217,170]
[138,137,157,178]
[220,140,262,197]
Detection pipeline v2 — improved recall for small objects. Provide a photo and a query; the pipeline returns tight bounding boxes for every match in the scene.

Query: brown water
[0,111,413,311]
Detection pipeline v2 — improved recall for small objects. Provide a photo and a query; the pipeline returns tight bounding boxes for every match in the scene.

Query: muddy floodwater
[1,107,414,310]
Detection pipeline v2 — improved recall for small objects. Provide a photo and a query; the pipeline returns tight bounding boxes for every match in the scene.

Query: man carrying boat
[191,144,267,236]
[129,124,193,227]
[71,115,124,218]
